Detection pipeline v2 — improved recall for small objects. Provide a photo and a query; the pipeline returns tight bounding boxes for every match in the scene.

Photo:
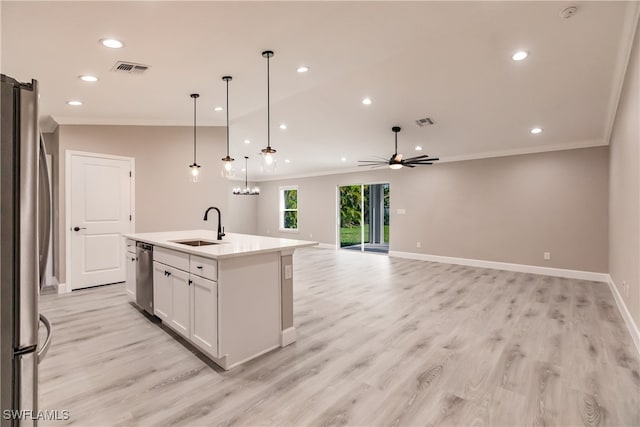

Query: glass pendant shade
[190,164,201,182]
[221,156,235,178]
[261,148,276,173]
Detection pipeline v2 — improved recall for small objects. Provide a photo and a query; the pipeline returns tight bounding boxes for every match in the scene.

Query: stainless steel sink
[171,239,224,247]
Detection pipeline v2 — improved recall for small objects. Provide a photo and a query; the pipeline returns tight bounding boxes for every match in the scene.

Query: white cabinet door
[190,275,218,357]
[153,262,171,321]
[125,253,137,300]
[170,268,191,338]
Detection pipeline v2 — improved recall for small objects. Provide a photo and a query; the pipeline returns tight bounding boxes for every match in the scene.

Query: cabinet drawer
[154,247,189,271]
[126,239,136,254]
[190,255,217,281]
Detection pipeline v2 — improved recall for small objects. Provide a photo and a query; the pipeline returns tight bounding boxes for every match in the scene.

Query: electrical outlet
[543,252,551,260]
[416,241,421,248]
[397,208,406,215]
[284,265,293,280]
[309,233,313,238]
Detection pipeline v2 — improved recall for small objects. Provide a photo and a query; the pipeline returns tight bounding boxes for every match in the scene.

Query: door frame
[335,180,390,251]
[64,150,136,292]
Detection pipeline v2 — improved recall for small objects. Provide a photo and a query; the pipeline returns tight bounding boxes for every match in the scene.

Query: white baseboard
[607,275,640,356]
[315,243,337,250]
[57,282,70,294]
[388,250,609,283]
[281,327,297,346]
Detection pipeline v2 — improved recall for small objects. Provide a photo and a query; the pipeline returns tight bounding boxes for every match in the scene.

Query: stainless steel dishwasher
[136,242,154,315]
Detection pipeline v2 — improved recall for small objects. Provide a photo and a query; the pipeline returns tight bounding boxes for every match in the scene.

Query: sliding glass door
[338,183,389,253]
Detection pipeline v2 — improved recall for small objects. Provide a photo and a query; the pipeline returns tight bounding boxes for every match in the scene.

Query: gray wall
[609,20,640,328]
[54,124,257,283]
[257,147,609,273]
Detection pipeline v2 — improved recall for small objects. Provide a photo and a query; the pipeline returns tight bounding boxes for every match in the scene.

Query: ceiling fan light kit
[358,126,439,169]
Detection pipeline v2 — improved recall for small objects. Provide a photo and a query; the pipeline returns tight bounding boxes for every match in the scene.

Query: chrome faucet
[203,207,225,240]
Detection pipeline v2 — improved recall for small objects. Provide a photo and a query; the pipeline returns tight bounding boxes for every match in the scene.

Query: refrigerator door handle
[37,313,52,363]
[39,133,52,289]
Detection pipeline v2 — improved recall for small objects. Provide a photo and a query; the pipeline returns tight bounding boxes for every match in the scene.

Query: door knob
[73,226,87,232]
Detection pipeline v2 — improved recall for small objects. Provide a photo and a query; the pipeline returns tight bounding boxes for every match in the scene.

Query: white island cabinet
[123,230,317,370]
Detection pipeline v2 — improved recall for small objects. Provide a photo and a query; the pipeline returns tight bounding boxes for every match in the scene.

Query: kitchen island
[123,230,317,370]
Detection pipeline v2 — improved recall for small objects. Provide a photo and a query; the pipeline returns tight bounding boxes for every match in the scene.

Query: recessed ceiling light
[241,168,246,172]
[341,157,347,162]
[67,100,83,106]
[530,127,543,134]
[285,159,291,164]
[79,75,98,82]
[512,50,528,61]
[214,106,223,112]
[362,97,372,105]
[296,66,309,73]
[244,139,251,144]
[100,38,124,49]
[279,123,287,130]
[415,145,423,151]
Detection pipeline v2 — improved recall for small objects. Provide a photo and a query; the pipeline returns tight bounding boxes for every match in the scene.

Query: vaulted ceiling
[2,1,638,179]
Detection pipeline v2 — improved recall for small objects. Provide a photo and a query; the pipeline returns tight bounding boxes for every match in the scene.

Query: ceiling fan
[358,126,439,169]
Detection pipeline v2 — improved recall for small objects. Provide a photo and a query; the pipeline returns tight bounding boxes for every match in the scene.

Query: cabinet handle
[164,270,171,276]
[196,266,203,269]
[188,280,192,286]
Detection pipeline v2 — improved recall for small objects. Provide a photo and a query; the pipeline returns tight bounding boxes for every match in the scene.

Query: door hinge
[129,171,132,177]
[129,214,132,221]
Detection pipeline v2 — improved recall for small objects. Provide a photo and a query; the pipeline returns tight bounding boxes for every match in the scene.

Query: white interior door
[69,152,133,290]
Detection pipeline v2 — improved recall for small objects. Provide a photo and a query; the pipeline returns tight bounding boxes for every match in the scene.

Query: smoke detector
[111,61,150,74]
[560,6,578,19]
[415,117,435,127]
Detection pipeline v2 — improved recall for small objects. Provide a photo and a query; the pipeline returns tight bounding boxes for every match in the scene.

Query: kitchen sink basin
[171,239,225,247]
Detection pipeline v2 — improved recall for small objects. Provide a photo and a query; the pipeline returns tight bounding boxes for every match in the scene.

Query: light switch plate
[284,265,293,280]
[397,209,406,215]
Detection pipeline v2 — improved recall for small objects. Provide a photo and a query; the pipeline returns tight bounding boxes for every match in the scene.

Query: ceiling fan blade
[403,155,436,162]
[358,160,387,164]
[403,163,416,168]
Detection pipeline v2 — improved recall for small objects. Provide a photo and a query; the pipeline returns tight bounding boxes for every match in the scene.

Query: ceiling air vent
[111,61,150,75]
[415,117,435,127]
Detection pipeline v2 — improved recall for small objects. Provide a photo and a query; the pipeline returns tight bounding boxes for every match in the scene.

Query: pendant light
[260,50,277,172]
[188,93,201,182]
[233,157,260,195]
[221,76,235,178]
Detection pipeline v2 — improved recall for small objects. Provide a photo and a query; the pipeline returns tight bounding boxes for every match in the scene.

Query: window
[279,186,298,231]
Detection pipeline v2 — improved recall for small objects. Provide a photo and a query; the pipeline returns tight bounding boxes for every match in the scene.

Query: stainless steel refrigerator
[1,74,53,426]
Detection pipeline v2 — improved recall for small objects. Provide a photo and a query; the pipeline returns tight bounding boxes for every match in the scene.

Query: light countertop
[123,230,318,259]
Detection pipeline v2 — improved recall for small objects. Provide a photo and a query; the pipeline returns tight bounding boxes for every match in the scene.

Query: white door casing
[66,151,134,290]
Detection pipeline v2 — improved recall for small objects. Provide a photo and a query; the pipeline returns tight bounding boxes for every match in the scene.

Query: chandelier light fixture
[233,156,260,195]
[188,93,201,182]
[260,50,277,172]
[221,75,235,178]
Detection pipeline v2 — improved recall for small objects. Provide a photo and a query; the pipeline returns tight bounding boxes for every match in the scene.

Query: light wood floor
[39,248,640,426]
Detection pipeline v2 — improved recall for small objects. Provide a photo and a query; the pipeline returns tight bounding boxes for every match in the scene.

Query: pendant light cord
[244,156,249,188]
[193,95,197,164]
[267,54,271,150]
[226,79,230,156]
